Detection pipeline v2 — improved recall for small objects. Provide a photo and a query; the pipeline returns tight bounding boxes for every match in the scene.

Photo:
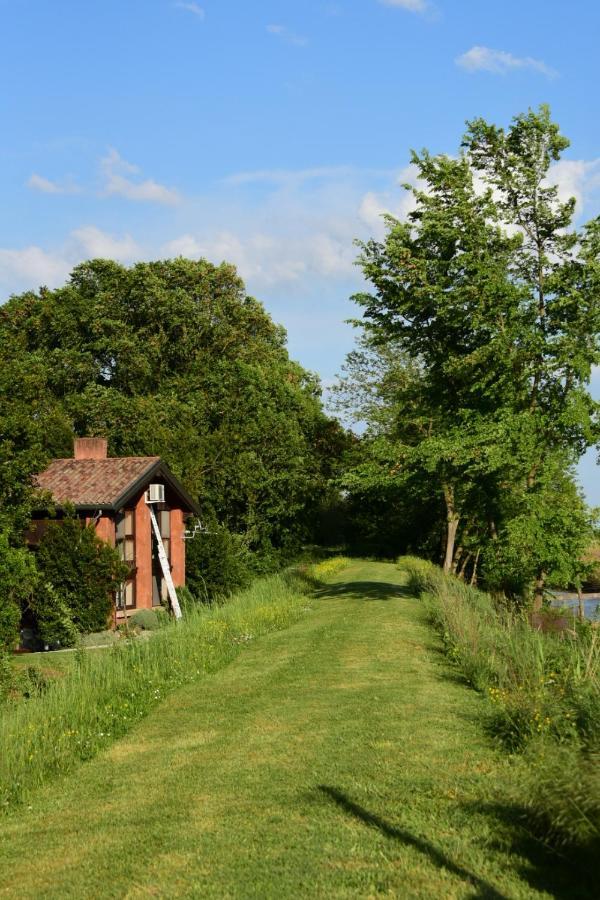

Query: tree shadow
[313,580,414,602]
[317,785,508,899]
[463,800,598,900]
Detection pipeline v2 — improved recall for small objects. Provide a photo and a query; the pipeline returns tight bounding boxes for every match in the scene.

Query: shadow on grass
[318,785,508,900]
[313,580,414,602]
[463,800,598,900]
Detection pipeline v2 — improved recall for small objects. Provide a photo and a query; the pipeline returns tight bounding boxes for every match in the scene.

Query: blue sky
[2,0,600,499]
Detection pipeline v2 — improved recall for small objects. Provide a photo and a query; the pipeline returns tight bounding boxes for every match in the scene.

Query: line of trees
[335,107,600,605]
[1,105,598,642]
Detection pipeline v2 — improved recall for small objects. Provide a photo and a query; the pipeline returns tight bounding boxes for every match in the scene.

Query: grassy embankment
[401,556,600,854]
[0,559,588,898]
[0,565,328,810]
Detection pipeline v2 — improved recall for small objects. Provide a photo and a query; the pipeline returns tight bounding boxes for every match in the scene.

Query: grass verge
[400,555,600,854]
[0,568,315,811]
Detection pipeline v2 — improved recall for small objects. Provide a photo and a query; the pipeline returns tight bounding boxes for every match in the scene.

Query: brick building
[33,438,199,620]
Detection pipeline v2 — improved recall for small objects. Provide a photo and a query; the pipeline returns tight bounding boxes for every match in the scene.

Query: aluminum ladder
[148,505,182,620]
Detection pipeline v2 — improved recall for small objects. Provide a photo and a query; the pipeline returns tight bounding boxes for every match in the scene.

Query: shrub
[0,602,20,655]
[28,583,78,648]
[0,529,38,650]
[129,608,168,631]
[185,521,251,601]
[33,514,128,634]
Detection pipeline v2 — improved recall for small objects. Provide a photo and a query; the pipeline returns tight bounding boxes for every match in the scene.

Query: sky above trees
[1,0,600,498]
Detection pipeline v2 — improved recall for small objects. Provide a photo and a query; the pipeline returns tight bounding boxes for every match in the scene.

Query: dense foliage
[31,517,128,643]
[0,531,37,651]
[185,519,252,601]
[0,258,344,614]
[337,107,600,602]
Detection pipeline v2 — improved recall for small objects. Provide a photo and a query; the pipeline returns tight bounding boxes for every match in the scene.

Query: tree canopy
[0,257,344,631]
[339,106,600,603]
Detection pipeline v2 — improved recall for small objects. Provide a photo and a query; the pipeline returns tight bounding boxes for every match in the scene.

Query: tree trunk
[452,545,463,575]
[470,548,481,586]
[442,483,460,575]
[533,571,546,611]
[457,552,471,580]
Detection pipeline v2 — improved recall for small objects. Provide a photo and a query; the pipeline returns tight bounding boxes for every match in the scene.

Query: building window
[116,509,136,609]
[116,579,135,610]
[159,508,170,562]
[152,507,171,607]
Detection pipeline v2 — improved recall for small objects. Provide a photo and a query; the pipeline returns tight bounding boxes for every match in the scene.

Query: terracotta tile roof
[35,457,161,508]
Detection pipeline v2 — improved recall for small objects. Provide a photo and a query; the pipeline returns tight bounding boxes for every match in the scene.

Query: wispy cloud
[70,225,141,261]
[456,45,557,78]
[164,165,419,288]
[224,166,364,187]
[27,173,80,195]
[267,24,308,47]
[100,149,182,206]
[378,0,428,13]
[546,158,600,211]
[0,245,71,289]
[174,2,205,19]
[0,226,141,294]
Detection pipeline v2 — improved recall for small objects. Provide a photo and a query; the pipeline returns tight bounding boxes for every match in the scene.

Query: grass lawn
[0,561,586,898]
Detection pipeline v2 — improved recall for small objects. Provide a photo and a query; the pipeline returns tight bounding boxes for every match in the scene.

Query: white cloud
[162,234,203,258]
[162,229,354,286]
[0,226,144,296]
[100,148,182,205]
[174,2,205,18]
[456,46,557,78]
[70,226,141,262]
[546,159,600,211]
[267,24,308,47]
[0,246,71,291]
[225,166,360,186]
[27,173,80,195]
[163,164,429,288]
[378,0,428,12]
[358,164,422,236]
[27,174,62,194]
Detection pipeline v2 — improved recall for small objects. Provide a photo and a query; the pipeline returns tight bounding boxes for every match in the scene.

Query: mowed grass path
[0,562,579,899]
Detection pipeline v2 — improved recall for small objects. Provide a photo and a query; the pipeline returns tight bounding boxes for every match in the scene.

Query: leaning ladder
[148,505,182,620]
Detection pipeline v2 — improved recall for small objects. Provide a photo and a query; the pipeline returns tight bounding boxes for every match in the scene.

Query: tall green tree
[345,107,600,600]
[352,150,520,571]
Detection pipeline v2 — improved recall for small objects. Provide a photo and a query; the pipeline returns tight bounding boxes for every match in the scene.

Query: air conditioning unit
[145,483,165,504]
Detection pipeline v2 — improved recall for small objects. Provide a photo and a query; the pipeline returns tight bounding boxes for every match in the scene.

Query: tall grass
[400,555,600,851]
[0,570,312,811]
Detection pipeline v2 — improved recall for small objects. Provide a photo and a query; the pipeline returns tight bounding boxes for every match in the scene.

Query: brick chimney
[74,437,108,460]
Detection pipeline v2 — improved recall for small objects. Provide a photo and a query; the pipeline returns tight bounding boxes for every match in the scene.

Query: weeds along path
[0,562,578,898]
